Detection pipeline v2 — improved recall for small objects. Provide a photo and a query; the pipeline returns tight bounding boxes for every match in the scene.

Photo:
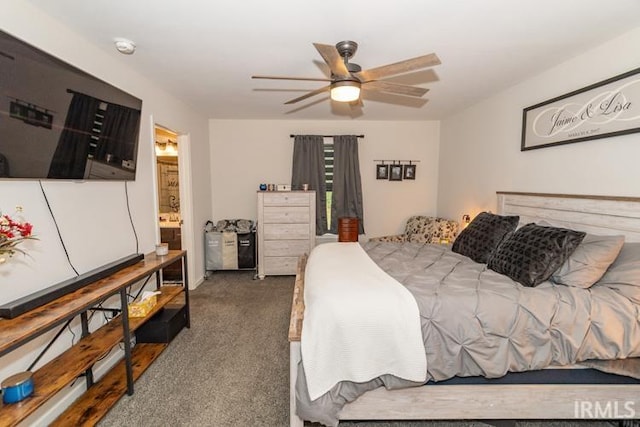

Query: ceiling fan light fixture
[330,80,361,102]
[253,40,441,108]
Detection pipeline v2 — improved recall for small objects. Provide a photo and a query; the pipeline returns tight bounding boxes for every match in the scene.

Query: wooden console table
[0,250,189,426]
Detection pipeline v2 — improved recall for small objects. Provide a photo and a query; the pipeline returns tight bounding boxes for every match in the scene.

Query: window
[324,142,334,230]
[87,102,107,159]
[291,134,363,235]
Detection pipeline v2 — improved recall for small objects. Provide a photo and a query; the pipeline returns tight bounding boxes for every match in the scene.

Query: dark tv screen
[0,30,142,180]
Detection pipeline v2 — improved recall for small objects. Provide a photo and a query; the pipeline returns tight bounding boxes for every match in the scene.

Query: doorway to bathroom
[155,125,182,282]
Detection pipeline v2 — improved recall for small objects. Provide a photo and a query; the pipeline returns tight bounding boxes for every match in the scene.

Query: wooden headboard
[497,192,640,242]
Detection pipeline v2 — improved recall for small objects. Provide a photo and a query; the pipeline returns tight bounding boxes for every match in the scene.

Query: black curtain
[95,104,141,163]
[331,135,364,234]
[291,135,328,235]
[48,93,100,178]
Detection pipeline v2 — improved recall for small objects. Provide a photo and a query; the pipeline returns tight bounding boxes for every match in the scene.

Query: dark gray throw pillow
[452,212,520,263]
[488,223,586,287]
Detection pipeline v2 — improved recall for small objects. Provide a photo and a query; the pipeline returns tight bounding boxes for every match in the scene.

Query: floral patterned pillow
[404,216,460,244]
[370,234,406,243]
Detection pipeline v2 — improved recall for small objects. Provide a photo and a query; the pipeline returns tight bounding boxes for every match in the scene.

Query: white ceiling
[26,0,640,120]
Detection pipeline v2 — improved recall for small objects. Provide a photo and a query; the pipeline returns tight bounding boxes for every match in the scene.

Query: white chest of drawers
[257,191,316,278]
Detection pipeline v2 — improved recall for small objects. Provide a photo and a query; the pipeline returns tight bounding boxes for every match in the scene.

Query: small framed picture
[376,164,389,180]
[389,164,403,181]
[403,164,416,180]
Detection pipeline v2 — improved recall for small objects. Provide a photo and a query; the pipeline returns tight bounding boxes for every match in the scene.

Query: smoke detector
[114,38,136,55]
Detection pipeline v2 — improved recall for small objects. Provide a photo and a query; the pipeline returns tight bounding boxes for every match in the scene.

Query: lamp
[155,140,178,156]
[166,140,177,155]
[155,141,167,156]
[462,214,471,228]
[330,80,361,102]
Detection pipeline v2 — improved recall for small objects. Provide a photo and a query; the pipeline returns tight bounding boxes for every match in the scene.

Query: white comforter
[301,242,427,400]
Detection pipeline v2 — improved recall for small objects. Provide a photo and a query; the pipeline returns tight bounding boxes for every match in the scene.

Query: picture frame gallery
[375,162,418,181]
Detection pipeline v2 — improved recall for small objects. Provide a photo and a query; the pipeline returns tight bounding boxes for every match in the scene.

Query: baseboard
[191,275,205,289]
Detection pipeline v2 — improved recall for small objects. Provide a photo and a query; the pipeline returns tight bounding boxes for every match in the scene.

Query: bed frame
[289,192,640,426]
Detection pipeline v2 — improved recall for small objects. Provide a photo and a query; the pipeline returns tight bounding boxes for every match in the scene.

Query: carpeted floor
[99,271,616,427]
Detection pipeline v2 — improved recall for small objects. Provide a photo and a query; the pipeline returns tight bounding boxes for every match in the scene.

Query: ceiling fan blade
[313,43,350,78]
[284,85,331,104]
[357,53,441,81]
[363,80,429,97]
[252,75,331,82]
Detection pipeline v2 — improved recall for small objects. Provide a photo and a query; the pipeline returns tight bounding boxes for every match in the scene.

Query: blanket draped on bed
[301,242,427,401]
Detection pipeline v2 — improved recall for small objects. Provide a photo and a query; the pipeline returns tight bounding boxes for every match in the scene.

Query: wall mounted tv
[0,30,142,181]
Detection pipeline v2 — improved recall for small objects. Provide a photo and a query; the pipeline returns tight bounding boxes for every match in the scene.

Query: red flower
[0,212,36,260]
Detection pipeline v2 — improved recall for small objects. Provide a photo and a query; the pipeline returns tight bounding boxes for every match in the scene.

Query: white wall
[438,26,640,220]
[210,119,440,238]
[0,2,211,423]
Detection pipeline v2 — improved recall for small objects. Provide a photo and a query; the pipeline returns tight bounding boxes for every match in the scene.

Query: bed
[288,192,640,426]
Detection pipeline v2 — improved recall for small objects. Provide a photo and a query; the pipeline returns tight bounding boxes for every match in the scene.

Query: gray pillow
[488,223,586,287]
[594,242,640,303]
[551,234,624,288]
[451,212,519,263]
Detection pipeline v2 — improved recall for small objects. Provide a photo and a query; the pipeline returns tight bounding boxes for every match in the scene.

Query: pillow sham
[551,234,624,288]
[594,242,640,303]
[451,212,519,263]
[487,223,586,287]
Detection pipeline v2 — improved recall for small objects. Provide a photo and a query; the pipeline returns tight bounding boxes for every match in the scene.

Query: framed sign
[521,67,640,151]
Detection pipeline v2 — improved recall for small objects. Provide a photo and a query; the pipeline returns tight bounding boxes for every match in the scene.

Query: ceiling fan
[252,40,441,105]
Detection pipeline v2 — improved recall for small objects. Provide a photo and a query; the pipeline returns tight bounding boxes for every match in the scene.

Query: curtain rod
[374,160,421,163]
[289,134,365,138]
